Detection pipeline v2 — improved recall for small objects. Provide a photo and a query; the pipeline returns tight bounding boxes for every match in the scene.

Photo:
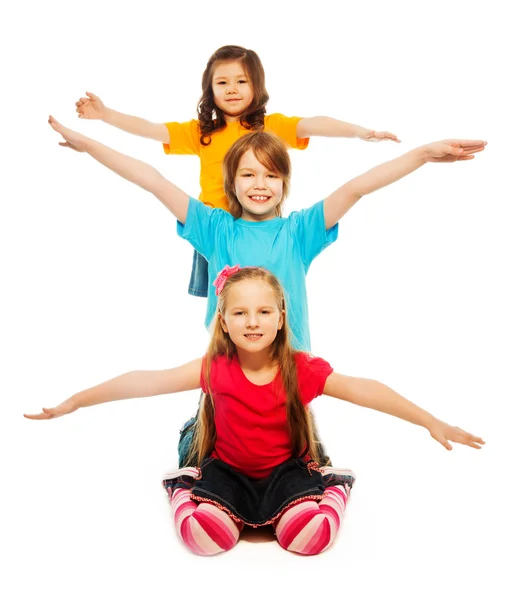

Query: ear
[277,310,285,331]
[219,313,229,333]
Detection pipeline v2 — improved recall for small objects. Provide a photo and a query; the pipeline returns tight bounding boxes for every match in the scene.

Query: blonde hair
[185,267,322,467]
[222,132,291,219]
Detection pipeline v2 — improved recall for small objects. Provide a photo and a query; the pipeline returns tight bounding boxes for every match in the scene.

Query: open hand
[422,139,487,162]
[48,115,89,152]
[76,91,106,120]
[428,418,485,450]
[24,397,79,421]
[361,129,401,143]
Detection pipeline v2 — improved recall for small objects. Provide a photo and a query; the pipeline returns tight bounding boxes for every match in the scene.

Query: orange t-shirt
[163,114,309,211]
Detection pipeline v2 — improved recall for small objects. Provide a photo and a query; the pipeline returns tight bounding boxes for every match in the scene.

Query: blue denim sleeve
[290,200,339,270]
[176,198,230,260]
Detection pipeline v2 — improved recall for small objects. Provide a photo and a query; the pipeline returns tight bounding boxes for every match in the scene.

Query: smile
[249,195,271,203]
[244,334,263,340]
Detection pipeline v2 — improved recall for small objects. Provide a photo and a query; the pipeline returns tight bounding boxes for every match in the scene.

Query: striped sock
[275,485,348,555]
[170,488,242,556]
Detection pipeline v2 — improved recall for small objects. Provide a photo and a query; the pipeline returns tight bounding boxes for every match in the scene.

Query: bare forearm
[24,357,202,420]
[102,107,169,143]
[346,377,436,429]
[324,147,426,225]
[84,136,167,193]
[350,148,426,198]
[73,370,171,409]
[47,115,190,220]
[297,116,367,139]
[80,135,187,219]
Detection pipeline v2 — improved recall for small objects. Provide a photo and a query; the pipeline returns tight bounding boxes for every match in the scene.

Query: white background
[2,1,506,598]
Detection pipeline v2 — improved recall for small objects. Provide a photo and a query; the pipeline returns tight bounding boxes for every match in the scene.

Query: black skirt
[163,455,354,528]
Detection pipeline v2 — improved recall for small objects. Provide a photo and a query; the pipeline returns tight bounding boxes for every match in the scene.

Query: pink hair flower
[213,264,241,296]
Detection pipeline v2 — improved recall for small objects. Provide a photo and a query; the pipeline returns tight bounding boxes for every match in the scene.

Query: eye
[238,80,248,84]
[241,173,254,177]
[216,81,226,85]
[267,174,279,179]
[234,311,245,316]
[260,310,271,315]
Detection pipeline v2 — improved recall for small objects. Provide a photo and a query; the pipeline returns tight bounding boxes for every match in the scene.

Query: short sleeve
[290,200,338,270]
[265,113,309,150]
[163,120,201,155]
[296,353,333,405]
[177,197,232,260]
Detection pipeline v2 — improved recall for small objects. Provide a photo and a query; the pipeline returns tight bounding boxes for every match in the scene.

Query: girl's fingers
[462,146,485,154]
[447,139,487,147]
[23,411,50,420]
[461,435,483,449]
[468,442,483,449]
[452,428,485,448]
[86,91,98,100]
[446,145,464,155]
[432,431,452,450]
[48,115,61,128]
[441,438,453,451]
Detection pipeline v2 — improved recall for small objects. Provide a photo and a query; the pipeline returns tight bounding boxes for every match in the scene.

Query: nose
[226,83,237,95]
[253,175,267,190]
[246,312,260,329]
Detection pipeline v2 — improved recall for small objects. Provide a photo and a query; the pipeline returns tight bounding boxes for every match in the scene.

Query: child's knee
[180,504,241,556]
[277,509,338,556]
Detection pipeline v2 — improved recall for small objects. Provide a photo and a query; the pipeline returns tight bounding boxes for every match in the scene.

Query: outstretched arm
[48,116,189,223]
[76,92,170,143]
[323,139,487,228]
[24,358,202,420]
[323,372,485,451]
[297,116,400,143]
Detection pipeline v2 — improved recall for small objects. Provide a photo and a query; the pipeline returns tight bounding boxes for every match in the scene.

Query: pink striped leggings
[170,484,348,556]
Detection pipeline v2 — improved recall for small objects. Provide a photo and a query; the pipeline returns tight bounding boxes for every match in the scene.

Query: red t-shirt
[200,352,333,479]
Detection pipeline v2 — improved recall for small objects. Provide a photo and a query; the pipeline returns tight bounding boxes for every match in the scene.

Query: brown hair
[185,267,321,467]
[222,131,291,218]
[197,45,269,146]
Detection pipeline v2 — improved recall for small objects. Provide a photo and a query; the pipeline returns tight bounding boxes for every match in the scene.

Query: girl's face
[234,149,284,221]
[212,61,254,122]
[220,279,284,355]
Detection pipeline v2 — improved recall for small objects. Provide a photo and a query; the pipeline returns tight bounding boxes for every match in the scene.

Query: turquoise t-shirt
[177,198,338,351]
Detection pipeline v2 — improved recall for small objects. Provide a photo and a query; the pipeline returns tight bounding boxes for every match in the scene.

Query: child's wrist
[422,414,439,431]
[355,125,369,138]
[407,146,429,164]
[101,106,112,123]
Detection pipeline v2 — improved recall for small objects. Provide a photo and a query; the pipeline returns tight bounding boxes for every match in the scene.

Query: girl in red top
[24,267,484,556]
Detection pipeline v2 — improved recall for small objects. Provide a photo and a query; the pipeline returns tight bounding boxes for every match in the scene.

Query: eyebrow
[213,73,248,81]
[229,305,276,311]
